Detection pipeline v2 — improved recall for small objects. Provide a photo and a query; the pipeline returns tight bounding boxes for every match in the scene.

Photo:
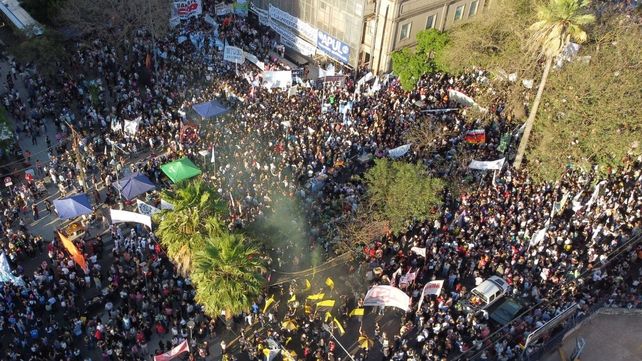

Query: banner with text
[223,45,245,64]
[268,4,318,42]
[363,285,410,312]
[172,0,202,20]
[317,30,350,64]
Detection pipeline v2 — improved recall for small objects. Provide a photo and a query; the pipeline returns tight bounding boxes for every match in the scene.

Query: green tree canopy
[364,159,444,235]
[392,29,449,90]
[191,232,266,320]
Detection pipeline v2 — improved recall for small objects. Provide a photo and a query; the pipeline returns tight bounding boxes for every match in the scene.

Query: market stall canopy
[53,193,93,219]
[160,157,202,183]
[192,99,229,119]
[112,172,156,200]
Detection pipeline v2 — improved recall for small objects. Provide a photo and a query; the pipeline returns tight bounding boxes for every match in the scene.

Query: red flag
[464,129,486,144]
[58,232,88,273]
[154,340,190,361]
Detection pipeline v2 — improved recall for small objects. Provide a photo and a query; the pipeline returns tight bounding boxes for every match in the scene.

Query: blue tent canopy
[53,194,93,219]
[192,100,229,119]
[113,173,156,200]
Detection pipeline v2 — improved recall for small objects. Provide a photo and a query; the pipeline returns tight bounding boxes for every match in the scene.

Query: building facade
[250,0,490,73]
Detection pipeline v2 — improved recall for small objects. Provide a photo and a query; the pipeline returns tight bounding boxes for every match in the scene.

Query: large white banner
[363,285,410,312]
[262,71,292,89]
[269,18,316,56]
[123,117,141,135]
[268,4,318,42]
[410,247,426,258]
[224,45,245,64]
[417,280,444,309]
[172,0,202,20]
[387,144,411,159]
[110,209,152,229]
[468,158,505,170]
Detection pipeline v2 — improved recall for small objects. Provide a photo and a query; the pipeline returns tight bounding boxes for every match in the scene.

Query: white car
[461,276,509,313]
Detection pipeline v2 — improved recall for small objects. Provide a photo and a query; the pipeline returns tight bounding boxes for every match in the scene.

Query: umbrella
[358,335,374,350]
[53,194,93,219]
[113,173,156,200]
[160,157,202,183]
[281,319,298,331]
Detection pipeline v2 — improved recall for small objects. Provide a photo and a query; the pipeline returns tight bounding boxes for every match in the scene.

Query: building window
[400,23,411,40]
[454,5,465,21]
[469,0,479,16]
[426,15,435,29]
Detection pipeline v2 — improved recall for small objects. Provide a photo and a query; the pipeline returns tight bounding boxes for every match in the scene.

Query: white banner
[123,117,140,135]
[529,225,549,247]
[110,209,152,229]
[468,158,505,170]
[136,199,160,216]
[262,71,292,89]
[387,144,411,159]
[448,88,487,113]
[244,52,265,70]
[160,199,175,210]
[268,4,318,42]
[215,3,233,16]
[224,45,245,64]
[172,0,202,20]
[417,280,444,309]
[363,285,410,312]
[410,247,426,258]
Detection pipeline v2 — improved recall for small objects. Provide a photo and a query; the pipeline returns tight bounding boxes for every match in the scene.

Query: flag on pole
[349,308,365,317]
[304,279,311,291]
[0,252,25,287]
[464,129,486,144]
[287,294,296,303]
[154,340,190,361]
[307,293,324,300]
[263,295,275,313]
[333,318,345,336]
[324,311,332,322]
[58,232,88,273]
[325,277,335,290]
[316,299,336,308]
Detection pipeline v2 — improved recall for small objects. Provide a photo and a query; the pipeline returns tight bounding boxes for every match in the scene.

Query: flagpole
[322,324,355,361]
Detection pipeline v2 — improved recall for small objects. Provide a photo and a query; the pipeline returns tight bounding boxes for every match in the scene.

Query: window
[469,0,479,16]
[454,5,465,21]
[400,23,411,40]
[425,15,435,29]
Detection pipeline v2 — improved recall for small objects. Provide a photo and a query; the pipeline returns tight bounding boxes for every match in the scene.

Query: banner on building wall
[269,18,317,56]
[268,4,318,42]
[317,30,351,64]
[224,45,245,64]
[172,0,202,20]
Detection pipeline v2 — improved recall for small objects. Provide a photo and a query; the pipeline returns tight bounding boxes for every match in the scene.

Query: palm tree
[513,0,595,169]
[191,232,266,327]
[155,180,226,275]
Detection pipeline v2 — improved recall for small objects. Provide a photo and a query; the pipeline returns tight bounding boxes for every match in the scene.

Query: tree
[191,232,266,324]
[530,12,642,179]
[392,29,449,90]
[513,0,595,168]
[11,31,68,78]
[364,159,444,235]
[57,0,170,54]
[155,180,226,275]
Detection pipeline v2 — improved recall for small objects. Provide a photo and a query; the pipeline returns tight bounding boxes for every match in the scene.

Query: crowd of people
[0,0,640,360]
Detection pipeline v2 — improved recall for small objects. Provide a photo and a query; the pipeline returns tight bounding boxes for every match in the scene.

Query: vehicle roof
[473,276,508,296]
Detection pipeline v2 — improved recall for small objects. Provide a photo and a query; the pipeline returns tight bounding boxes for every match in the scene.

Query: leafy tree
[364,159,444,235]
[513,0,595,168]
[191,232,266,324]
[530,12,642,179]
[11,31,68,78]
[155,180,226,275]
[392,29,449,90]
[21,0,65,25]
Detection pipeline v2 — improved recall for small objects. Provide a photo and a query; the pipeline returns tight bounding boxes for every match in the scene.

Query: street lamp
[322,324,355,361]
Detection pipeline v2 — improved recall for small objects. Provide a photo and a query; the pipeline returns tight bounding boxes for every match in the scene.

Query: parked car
[460,276,510,313]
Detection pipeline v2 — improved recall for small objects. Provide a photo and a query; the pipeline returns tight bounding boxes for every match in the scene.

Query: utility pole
[67,122,87,193]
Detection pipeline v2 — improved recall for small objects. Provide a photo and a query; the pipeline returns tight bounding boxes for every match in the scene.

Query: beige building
[250,0,490,73]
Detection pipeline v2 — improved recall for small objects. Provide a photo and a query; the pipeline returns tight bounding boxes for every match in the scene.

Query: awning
[160,157,202,183]
[112,172,156,200]
[192,100,229,119]
[53,193,93,219]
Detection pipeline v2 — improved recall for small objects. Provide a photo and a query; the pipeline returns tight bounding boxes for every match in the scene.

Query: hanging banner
[363,285,410,312]
[387,144,411,159]
[417,280,444,309]
[136,199,161,216]
[317,30,351,64]
[262,71,292,89]
[215,3,233,16]
[319,76,347,90]
[224,45,245,64]
[268,4,318,42]
[172,0,202,20]
[110,209,152,229]
[468,158,505,170]
[154,340,190,361]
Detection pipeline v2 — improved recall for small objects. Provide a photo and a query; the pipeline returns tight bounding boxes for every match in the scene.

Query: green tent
[160,157,202,183]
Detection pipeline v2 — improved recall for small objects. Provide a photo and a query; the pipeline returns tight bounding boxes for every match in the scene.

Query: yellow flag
[324,311,332,322]
[304,304,312,314]
[306,293,324,300]
[316,299,336,308]
[333,318,346,336]
[304,279,311,291]
[287,294,296,303]
[349,308,365,317]
[262,295,275,313]
[325,277,335,290]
